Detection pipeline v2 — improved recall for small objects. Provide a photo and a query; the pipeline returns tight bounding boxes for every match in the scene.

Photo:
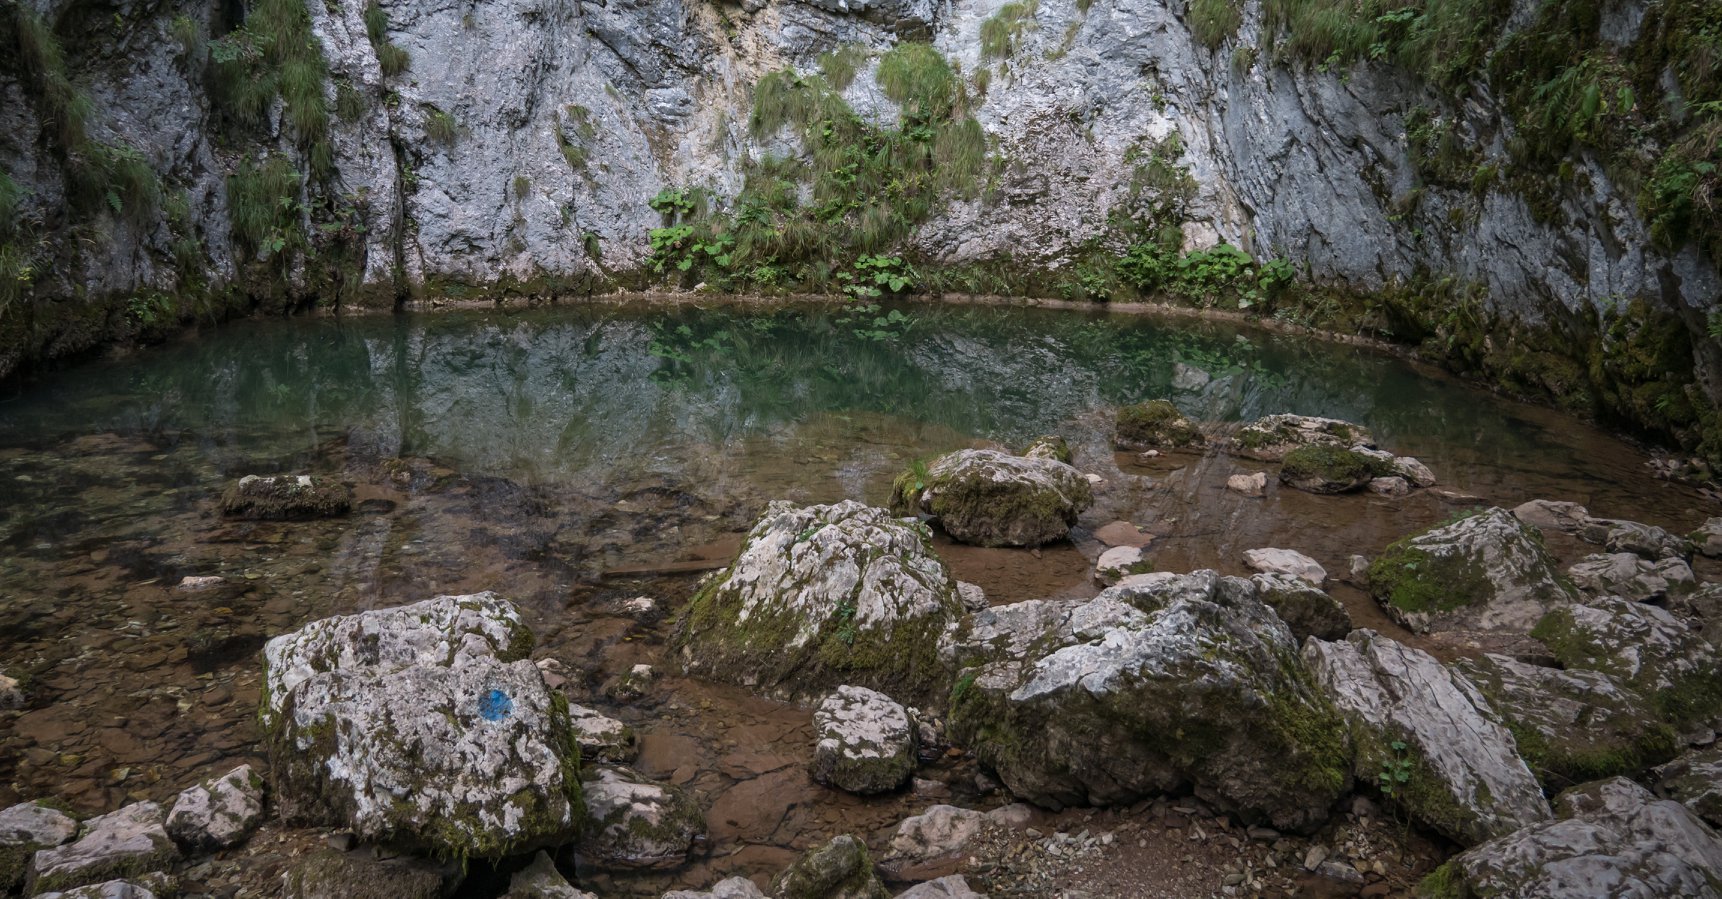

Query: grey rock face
[579,768,704,870]
[165,764,265,852]
[1454,654,1677,785]
[218,475,352,520]
[896,449,1093,547]
[675,500,965,703]
[771,834,890,899]
[660,876,768,899]
[1580,518,1692,561]
[945,572,1351,832]
[263,595,579,858]
[25,802,178,895]
[894,875,985,899]
[1303,630,1550,846]
[504,850,596,898]
[1229,415,1374,462]
[1439,778,1722,898]
[0,801,78,851]
[1251,573,1350,642]
[1512,500,1592,534]
[1568,552,1693,603]
[811,686,918,794]
[1653,748,1722,829]
[1368,508,1577,635]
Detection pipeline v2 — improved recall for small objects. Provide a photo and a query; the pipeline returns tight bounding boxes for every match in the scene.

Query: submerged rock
[165,764,265,852]
[1567,552,1693,603]
[263,595,580,859]
[280,849,447,899]
[1531,596,1722,731]
[1226,471,1267,497]
[1366,508,1577,635]
[503,850,595,898]
[770,834,889,899]
[675,501,965,703]
[219,474,352,520]
[1367,476,1410,497]
[1430,778,1722,898]
[810,686,918,795]
[1278,445,1387,494]
[945,572,1351,832]
[579,768,704,870]
[1303,631,1550,846]
[25,802,178,895]
[1093,545,1151,586]
[1454,654,1677,786]
[1252,573,1350,642]
[1230,414,1374,462]
[892,449,1093,547]
[1652,748,1722,828]
[1115,400,1204,450]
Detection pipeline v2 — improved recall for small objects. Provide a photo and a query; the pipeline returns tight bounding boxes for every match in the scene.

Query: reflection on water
[0,298,1710,894]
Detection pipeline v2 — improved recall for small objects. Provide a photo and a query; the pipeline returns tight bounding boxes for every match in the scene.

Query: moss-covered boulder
[1652,747,1722,828]
[1251,573,1350,642]
[1278,445,1387,494]
[1366,508,1578,635]
[891,449,1093,547]
[770,834,889,899]
[1019,435,1074,464]
[944,571,1352,832]
[262,595,580,859]
[0,801,77,893]
[1115,400,1205,450]
[1230,414,1374,462]
[219,474,352,520]
[578,767,704,870]
[674,501,965,704]
[1303,630,1551,846]
[1531,596,1722,732]
[1426,778,1722,898]
[1454,653,1678,787]
[24,802,178,895]
[810,686,918,795]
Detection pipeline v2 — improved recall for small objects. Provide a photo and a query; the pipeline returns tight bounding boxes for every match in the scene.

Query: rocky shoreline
[6,408,1722,898]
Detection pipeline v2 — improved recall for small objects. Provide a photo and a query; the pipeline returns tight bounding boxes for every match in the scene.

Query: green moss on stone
[1417,860,1470,899]
[1116,400,1206,449]
[1280,445,1386,493]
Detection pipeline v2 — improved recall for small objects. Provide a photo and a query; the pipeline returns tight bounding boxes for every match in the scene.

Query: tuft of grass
[335,80,366,122]
[980,0,1039,60]
[513,175,531,199]
[425,109,458,144]
[170,15,204,59]
[1189,0,1242,49]
[877,41,959,122]
[377,42,410,76]
[228,154,304,260]
[364,0,388,43]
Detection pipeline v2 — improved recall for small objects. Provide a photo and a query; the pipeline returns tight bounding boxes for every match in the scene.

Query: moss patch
[1279,445,1386,493]
[1116,400,1205,450]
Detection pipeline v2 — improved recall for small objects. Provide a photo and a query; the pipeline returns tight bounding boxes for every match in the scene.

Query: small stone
[219,474,351,520]
[175,576,226,592]
[165,764,265,852]
[503,850,595,898]
[1302,845,1329,871]
[1094,545,1151,587]
[26,802,178,895]
[1226,472,1268,497]
[956,582,988,612]
[1243,548,1326,586]
[579,767,705,869]
[1367,476,1410,497]
[564,703,638,764]
[810,686,917,794]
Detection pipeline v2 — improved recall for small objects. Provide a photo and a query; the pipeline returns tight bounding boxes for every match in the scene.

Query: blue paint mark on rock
[479,688,513,722]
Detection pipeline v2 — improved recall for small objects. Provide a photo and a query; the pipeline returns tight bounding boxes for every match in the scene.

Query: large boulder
[810,686,918,795]
[262,595,581,858]
[770,834,890,899]
[1454,654,1678,786]
[165,764,265,852]
[1567,552,1693,603]
[219,474,352,520]
[1230,414,1374,462]
[1532,596,1722,732]
[1427,778,1722,898]
[24,802,178,895]
[1303,631,1551,846]
[674,501,966,703]
[0,801,77,892]
[578,768,704,870]
[1251,573,1350,642]
[1652,748,1722,828]
[891,449,1093,547]
[1278,445,1387,494]
[1114,400,1204,450]
[944,572,1352,832]
[1366,508,1578,634]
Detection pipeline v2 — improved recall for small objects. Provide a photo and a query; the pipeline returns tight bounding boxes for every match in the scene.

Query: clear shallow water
[0,298,1711,893]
